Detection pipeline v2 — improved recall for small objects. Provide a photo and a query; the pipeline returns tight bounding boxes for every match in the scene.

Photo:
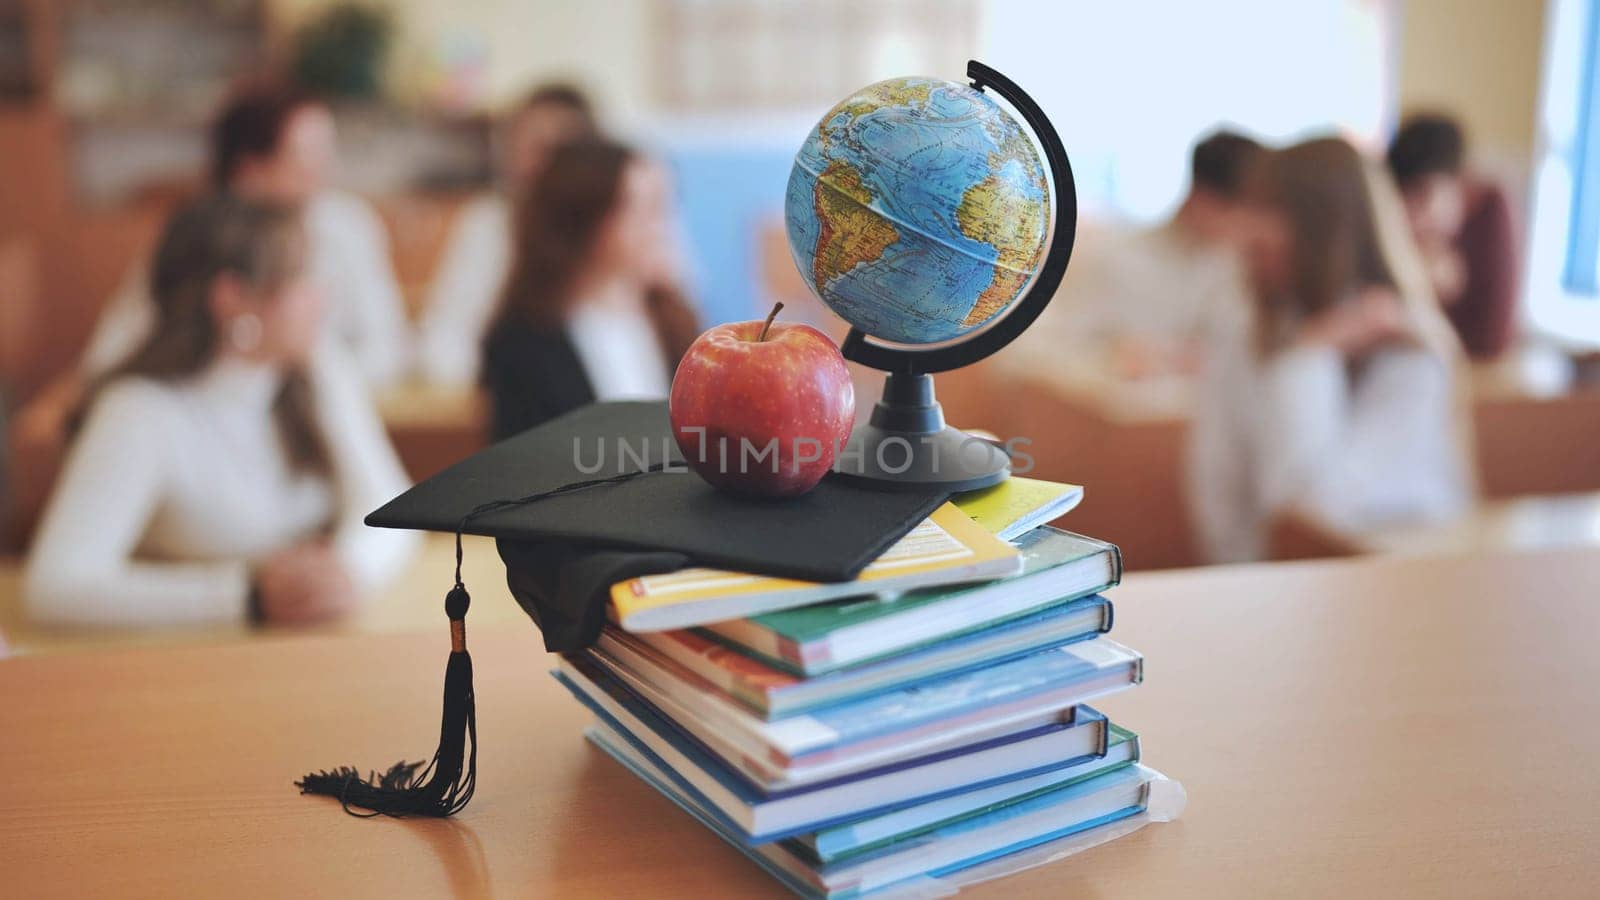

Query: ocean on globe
[784,76,1050,346]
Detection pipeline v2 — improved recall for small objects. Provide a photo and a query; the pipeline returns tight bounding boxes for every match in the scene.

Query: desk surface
[4,548,1600,898]
[376,382,488,430]
[1362,491,1600,556]
[0,535,528,656]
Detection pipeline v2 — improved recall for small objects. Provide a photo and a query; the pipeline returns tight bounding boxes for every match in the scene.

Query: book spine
[699,622,803,672]
[636,633,773,715]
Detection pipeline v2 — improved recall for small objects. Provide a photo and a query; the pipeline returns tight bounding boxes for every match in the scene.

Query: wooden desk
[378,383,490,483]
[0,535,528,657]
[940,364,1600,570]
[1269,492,1600,561]
[1360,492,1600,557]
[5,548,1599,897]
[941,371,1197,570]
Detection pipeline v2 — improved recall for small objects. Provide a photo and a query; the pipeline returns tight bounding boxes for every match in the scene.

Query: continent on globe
[812,160,900,298]
[956,164,1047,327]
[785,76,1051,346]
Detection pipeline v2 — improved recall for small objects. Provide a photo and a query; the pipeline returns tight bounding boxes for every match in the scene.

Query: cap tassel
[296,584,477,817]
[296,460,668,817]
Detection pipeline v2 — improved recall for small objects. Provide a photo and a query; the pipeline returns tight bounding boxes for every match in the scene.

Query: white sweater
[83,191,412,387]
[999,221,1248,383]
[1186,317,1472,563]
[415,194,512,386]
[24,348,419,627]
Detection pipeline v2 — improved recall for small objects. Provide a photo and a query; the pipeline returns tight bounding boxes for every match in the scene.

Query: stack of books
[554,477,1181,897]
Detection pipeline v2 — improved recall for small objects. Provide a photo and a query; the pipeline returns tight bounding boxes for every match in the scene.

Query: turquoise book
[701,527,1122,676]
[791,724,1142,865]
[586,718,1158,900]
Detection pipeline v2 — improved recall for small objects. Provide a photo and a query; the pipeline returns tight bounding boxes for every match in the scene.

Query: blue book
[554,655,1109,843]
[627,594,1113,720]
[795,723,1141,865]
[585,636,1141,789]
[702,527,1122,676]
[586,717,1157,899]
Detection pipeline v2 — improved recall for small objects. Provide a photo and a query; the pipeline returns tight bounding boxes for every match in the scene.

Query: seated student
[1386,113,1520,359]
[1186,137,1474,564]
[482,138,699,440]
[416,84,599,385]
[15,81,410,446]
[1004,130,1263,384]
[24,195,418,628]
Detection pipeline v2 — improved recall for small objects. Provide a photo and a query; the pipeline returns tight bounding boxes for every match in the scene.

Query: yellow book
[610,503,1023,632]
[954,477,1083,540]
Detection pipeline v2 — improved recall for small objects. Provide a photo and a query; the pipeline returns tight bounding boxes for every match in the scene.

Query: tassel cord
[298,460,668,818]
[452,461,671,590]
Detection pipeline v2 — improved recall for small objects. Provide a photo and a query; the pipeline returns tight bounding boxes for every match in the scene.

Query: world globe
[784,76,1052,346]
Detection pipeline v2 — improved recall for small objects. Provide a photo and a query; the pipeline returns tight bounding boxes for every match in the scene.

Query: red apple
[670,303,855,498]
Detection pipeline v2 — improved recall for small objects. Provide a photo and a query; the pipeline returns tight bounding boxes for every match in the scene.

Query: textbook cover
[795,724,1142,865]
[628,595,1113,719]
[610,503,1022,632]
[554,655,1111,842]
[586,718,1159,900]
[586,635,1142,780]
[954,477,1083,540]
[702,527,1122,675]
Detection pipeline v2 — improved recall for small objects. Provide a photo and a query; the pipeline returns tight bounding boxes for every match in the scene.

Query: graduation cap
[296,400,948,817]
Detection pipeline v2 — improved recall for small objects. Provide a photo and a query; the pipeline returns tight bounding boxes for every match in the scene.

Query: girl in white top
[1187,137,1474,564]
[25,195,418,628]
[91,85,410,387]
[85,191,410,387]
[14,84,410,452]
[416,84,599,386]
[480,137,699,440]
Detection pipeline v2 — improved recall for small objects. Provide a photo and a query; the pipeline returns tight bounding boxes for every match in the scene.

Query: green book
[700,527,1122,676]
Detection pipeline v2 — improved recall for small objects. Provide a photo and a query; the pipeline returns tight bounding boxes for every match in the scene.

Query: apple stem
[757,302,784,342]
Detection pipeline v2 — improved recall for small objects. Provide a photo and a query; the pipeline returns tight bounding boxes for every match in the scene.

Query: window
[1525,0,1600,344]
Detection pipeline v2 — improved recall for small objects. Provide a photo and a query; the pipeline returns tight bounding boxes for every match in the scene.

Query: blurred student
[15,82,409,445]
[416,84,599,385]
[1007,130,1264,383]
[93,83,412,385]
[1187,137,1473,563]
[24,195,417,628]
[482,138,699,439]
[1387,114,1519,359]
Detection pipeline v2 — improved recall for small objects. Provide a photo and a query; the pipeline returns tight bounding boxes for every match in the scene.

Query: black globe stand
[840,372,1012,492]
[831,60,1078,492]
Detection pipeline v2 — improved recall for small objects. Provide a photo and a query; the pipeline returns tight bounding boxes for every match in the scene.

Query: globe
[784,76,1052,346]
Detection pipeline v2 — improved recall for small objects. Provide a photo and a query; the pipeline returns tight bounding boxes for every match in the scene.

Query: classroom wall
[270,0,655,117]
[7,0,1556,393]
[1396,0,1548,174]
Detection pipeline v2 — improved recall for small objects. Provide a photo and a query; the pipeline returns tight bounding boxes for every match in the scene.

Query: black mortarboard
[298,400,948,818]
[367,400,944,583]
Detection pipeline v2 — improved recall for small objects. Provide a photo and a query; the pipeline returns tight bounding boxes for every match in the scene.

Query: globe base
[832,373,1010,493]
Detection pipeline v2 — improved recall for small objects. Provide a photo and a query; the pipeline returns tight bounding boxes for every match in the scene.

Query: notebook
[586,718,1156,899]
[627,595,1112,719]
[701,527,1122,675]
[794,724,1141,864]
[553,655,1110,842]
[586,633,1141,787]
[955,477,1083,540]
